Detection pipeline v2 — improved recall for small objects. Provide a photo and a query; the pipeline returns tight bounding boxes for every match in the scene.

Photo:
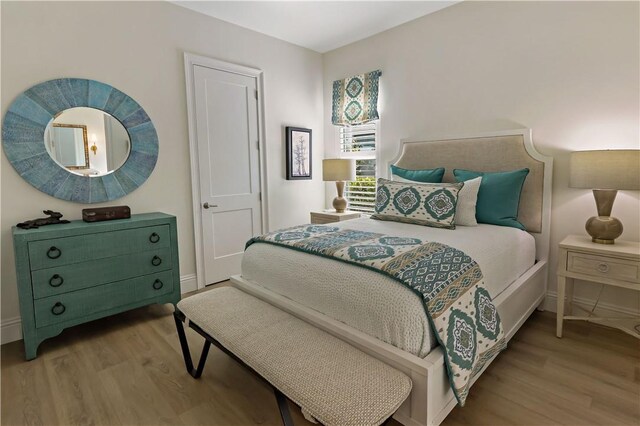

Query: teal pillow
[390,165,444,183]
[453,168,529,230]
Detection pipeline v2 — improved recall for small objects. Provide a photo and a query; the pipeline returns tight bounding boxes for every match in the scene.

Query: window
[339,122,377,214]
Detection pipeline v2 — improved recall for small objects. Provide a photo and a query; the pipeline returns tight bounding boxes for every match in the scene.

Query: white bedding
[241,218,535,358]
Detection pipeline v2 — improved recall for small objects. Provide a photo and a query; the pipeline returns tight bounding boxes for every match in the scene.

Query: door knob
[203,202,218,209]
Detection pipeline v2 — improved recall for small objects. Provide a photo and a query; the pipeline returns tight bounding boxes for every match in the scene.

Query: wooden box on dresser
[12,212,181,360]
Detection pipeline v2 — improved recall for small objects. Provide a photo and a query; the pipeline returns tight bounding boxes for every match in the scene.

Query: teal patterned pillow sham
[371,178,463,229]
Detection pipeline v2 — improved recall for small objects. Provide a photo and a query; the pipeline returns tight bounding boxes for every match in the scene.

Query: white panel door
[194,65,262,285]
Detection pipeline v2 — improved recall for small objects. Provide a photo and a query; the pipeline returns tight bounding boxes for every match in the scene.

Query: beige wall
[1,1,325,331]
[323,1,640,312]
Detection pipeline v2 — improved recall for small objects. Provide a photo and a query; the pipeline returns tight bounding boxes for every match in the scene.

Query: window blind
[340,123,377,214]
[339,123,376,154]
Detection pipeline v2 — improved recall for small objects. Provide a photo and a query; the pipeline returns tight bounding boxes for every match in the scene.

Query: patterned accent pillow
[371,178,463,229]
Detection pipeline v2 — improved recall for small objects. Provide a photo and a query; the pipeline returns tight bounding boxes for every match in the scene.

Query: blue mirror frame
[2,78,158,203]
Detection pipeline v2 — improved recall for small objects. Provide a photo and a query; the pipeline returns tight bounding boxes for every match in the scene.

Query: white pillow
[455,177,481,226]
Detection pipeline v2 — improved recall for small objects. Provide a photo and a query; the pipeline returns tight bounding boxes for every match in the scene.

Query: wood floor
[2,285,639,426]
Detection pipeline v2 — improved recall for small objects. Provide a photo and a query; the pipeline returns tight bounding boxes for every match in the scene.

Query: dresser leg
[23,339,38,361]
[22,329,41,361]
[556,276,566,338]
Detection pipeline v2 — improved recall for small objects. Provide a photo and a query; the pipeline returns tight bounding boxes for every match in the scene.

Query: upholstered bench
[174,287,412,426]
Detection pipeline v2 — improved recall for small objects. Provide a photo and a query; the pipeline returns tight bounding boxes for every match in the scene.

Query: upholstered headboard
[390,130,553,260]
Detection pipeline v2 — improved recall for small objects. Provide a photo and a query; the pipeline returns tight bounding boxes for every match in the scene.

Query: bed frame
[231,129,553,426]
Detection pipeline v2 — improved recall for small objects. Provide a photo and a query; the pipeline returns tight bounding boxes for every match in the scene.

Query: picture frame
[286,126,312,180]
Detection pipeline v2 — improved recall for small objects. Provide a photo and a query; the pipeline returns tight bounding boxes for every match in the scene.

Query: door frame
[184,52,269,289]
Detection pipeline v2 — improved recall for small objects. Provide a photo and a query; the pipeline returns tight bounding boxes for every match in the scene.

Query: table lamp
[569,149,640,244]
[323,159,356,213]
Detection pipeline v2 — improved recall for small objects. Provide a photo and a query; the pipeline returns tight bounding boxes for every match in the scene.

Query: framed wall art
[286,126,312,180]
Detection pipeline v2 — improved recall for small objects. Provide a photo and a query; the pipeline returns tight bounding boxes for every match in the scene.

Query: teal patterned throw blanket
[246,225,507,406]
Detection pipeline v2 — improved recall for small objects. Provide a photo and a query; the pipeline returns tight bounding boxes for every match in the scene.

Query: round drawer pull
[47,246,62,259]
[597,263,610,273]
[151,255,162,266]
[51,302,66,315]
[49,274,64,287]
[149,232,160,243]
[153,279,164,290]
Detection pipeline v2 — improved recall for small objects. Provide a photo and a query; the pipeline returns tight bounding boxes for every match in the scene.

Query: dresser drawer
[31,248,172,299]
[135,271,174,300]
[28,225,170,270]
[34,270,174,328]
[567,251,640,283]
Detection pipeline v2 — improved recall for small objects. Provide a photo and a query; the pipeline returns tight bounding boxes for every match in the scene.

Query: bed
[231,129,553,426]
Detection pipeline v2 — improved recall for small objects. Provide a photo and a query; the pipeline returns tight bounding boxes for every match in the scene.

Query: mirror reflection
[45,107,131,176]
[48,124,89,170]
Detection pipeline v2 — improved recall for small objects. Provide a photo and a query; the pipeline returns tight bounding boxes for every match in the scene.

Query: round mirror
[44,107,130,177]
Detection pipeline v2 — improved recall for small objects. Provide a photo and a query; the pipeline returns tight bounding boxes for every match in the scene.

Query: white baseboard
[1,274,199,345]
[1,317,23,345]
[180,273,198,293]
[543,291,640,317]
[3,288,635,345]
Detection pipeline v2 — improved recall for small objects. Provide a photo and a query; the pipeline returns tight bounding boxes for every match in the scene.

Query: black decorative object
[16,210,70,229]
[286,127,312,180]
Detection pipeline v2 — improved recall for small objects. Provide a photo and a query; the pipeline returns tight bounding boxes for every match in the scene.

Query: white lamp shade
[323,159,356,181]
[569,150,640,190]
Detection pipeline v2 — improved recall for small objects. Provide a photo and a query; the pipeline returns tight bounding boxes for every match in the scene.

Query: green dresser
[12,212,181,360]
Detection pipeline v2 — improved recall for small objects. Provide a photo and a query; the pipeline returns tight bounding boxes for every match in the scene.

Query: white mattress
[241,218,535,358]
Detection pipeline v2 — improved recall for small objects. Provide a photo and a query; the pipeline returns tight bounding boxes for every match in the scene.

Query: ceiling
[171,1,459,53]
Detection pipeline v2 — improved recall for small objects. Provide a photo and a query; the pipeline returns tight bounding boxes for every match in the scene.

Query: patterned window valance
[332,70,382,126]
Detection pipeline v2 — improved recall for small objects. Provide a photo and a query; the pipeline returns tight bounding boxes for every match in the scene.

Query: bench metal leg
[174,310,296,425]
[174,312,211,378]
[381,416,395,425]
[274,388,294,426]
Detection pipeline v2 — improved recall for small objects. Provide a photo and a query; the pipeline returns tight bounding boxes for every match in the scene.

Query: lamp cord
[589,284,640,336]
[636,292,640,335]
[587,284,605,318]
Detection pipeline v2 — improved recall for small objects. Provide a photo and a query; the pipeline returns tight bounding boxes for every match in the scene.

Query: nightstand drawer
[567,251,639,283]
[28,225,170,270]
[310,211,360,224]
[311,216,339,224]
[31,248,172,299]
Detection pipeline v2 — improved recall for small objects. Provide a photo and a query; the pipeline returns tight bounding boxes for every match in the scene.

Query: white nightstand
[310,210,360,224]
[556,235,640,338]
